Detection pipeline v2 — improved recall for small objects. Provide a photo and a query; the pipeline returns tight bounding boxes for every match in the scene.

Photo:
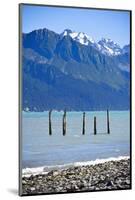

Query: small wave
[73,156,129,166]
[22,163,73,177]
[22,155,129,177]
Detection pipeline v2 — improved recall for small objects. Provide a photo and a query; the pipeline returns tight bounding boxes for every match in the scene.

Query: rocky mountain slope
[22,28,130,111]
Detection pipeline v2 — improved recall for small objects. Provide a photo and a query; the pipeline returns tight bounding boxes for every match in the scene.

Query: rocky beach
[22,158,131,195]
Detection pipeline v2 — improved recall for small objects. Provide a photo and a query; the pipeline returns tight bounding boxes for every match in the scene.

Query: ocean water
[22,111,130,174]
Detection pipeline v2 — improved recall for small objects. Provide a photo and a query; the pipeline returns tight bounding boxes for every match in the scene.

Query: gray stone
[30,187,36,191]
[125,180,130,185]
[53,171,59,176]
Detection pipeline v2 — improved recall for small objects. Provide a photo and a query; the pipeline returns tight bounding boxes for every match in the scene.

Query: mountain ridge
[23,28,129,56]
[22,27,130,111]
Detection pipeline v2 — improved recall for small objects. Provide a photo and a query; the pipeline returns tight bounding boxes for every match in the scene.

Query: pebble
[22,159,131,195]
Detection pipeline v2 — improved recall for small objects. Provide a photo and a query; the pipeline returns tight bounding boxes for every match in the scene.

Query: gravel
[22,158,131,195]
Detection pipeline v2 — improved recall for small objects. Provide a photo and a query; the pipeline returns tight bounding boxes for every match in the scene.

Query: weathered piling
[107,109,110,134]
[94,116,97,135]
[49,110,52,135]
[63,110,66,136]
[82,112,85,135]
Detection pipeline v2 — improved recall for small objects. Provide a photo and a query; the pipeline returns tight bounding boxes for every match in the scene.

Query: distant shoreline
[22,110,130,113]
[22,158,130,195]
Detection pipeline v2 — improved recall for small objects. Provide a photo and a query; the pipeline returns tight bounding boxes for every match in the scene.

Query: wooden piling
[49,110,52,135]
[94,116,97,135]
[63,110,66,136]
[107,109,110,134]
[82,112,85,135]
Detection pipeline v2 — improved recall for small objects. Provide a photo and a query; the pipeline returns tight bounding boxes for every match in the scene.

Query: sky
[21,4,130,47]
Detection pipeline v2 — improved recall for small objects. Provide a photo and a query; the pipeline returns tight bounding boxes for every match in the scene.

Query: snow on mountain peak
[98,38,122,56]
[62,29,95,46]
[61,29,129,57]
[73,31,93,45]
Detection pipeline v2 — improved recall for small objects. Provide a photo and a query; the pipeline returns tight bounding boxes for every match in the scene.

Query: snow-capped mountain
[97,38,122,56]
[61,29,128,57]
[22,27,130,111]
[61,29,95,46]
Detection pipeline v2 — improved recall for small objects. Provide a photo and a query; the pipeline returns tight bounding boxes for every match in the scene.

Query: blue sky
[21,5,130,47]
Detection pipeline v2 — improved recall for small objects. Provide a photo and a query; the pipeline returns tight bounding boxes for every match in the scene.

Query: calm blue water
[22,111,130,169]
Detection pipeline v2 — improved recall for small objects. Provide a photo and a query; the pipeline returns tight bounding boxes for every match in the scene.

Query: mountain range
[22,28,130,111]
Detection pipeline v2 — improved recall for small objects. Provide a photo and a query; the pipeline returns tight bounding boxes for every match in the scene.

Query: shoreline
[22,156,129,177]
[22,158,131,195]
